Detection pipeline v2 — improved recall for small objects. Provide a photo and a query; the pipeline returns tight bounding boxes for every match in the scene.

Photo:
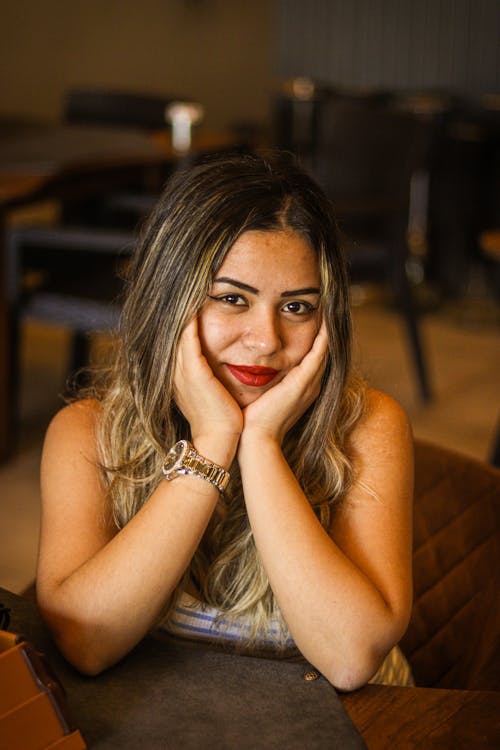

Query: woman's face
[198,229,322,407]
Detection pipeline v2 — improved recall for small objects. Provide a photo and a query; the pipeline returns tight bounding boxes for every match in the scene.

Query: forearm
[238,435,405,690]
[38,436,235,675]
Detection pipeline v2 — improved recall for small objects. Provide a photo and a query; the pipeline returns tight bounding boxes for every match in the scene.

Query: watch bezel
[162,439,190,480]
[162,439,230,492]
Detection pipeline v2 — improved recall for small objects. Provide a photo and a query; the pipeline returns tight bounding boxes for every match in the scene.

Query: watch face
[163,440,189,475]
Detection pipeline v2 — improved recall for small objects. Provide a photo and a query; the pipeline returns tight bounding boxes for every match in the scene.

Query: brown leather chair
[401,439,500,689]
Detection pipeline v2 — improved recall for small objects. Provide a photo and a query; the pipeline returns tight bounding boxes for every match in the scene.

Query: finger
[311,318,328,357]
[302,321,328,386]
[183,315,201,347]
[173,318,198,402]
[291,320,328,382]
[176,317,199,364]
[176,317,206,381]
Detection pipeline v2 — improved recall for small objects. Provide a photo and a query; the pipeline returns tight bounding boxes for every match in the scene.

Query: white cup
[165,101,205,153]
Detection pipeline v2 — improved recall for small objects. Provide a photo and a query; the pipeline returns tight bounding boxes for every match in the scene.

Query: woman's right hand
[173,317,243,455]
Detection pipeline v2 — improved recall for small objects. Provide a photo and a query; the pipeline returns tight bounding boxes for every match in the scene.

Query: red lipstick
[226,364,279,387]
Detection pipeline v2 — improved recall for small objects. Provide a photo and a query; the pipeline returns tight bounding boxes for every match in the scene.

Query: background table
[0,123,236,463]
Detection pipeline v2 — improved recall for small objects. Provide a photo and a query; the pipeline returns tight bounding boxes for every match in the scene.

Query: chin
[230,387,268,408]
[233,392,260,408]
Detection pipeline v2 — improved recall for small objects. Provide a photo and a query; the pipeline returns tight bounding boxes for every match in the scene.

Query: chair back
[64,88,180,130]
[401,440,500,689]
[312,99,431,220]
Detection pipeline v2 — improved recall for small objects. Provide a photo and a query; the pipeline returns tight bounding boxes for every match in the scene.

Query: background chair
[272,79,392,172]
[401,439,500,690]
[62,88,192,225]
[62,87,241,225]
[9,88,202,383]
[273,86,433,401]
[6,224,134,438]
[64,88,182,130]
[312,98,433,401]
[7,88,247,446]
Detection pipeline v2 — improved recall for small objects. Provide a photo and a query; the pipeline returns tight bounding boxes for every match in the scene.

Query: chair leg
[490,418,500,468]
[8,313,22,449]
[69,331,91,375]
[391,255,432,402]
[401,291,432,402]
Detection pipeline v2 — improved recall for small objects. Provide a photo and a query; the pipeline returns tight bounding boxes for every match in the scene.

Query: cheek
[198,312,235,363]
[286,323,319,364]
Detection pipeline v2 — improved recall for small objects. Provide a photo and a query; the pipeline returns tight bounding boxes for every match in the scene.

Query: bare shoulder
[41,399,105,493]
[344,387,414,500]
[43,398,102,460]
[46,397,101,432]
[349,387,412,455]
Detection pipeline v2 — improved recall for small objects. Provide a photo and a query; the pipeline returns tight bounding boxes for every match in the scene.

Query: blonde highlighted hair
[94,152,365,648]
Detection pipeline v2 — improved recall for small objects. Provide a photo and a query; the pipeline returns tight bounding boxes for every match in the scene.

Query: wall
[276,0,500,95]
[3,1,498,133]
[0,0,274,130]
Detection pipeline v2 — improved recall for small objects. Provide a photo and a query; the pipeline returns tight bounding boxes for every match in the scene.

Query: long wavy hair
[95,151,365,648]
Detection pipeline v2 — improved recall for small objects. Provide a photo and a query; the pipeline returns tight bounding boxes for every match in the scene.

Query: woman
[37,152,414,690]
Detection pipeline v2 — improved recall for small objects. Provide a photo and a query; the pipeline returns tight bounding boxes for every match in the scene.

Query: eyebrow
[282,287,321,297]
[213,277,321,297]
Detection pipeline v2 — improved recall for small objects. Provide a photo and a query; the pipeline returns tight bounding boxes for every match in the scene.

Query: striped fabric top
[158,592,414,686]
[159,592,298,658]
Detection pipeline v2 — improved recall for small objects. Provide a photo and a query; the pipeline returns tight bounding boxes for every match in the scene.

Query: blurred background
[0,0,499,594]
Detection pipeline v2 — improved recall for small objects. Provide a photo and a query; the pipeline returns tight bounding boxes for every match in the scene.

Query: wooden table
[0,122,236,462]
[340,683,500,749]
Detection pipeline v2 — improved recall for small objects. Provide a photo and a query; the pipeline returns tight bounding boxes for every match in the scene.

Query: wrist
[163,439,231,493]
[191,432,240,471]
[238,428,281,455]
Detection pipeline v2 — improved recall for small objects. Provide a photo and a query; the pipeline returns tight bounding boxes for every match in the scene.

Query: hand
[241,321,328,445]
[173,318,243,451]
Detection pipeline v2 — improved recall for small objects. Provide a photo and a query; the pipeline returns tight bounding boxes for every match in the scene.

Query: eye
[208,293,247,307]
[282,300,317,315]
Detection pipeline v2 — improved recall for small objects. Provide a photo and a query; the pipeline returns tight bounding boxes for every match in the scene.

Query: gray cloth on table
[0,587,366,749]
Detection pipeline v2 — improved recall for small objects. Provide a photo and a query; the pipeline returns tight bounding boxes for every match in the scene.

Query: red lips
[226,364,279,387]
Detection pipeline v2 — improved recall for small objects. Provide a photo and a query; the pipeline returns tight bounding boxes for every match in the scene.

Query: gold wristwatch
[162,439,230,493]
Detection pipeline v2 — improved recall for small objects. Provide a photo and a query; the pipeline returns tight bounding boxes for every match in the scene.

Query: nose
[242,307,283,356]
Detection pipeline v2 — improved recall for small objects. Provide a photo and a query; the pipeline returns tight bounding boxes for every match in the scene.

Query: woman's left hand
[241,321,328,444]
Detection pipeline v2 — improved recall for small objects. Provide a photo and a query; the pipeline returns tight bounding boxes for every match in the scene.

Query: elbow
[321,655,375,693]
[68,657,106,678]
[38,600,120,676]
[65,644,111,677]
[325,663,373,693]
[300,605,411,692]
[304,639,394,693]
[53,626,117,676]
[77,658,112,677]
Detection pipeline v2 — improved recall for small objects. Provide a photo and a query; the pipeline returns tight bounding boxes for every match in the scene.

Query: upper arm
[37,400,118,601]
[330,389,414,629]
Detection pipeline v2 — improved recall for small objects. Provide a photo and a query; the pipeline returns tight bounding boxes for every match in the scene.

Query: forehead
[218,229,320,285]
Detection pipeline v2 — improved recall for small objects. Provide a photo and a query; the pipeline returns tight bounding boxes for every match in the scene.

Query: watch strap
[162,441,230,493]
[180,453,230,491]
